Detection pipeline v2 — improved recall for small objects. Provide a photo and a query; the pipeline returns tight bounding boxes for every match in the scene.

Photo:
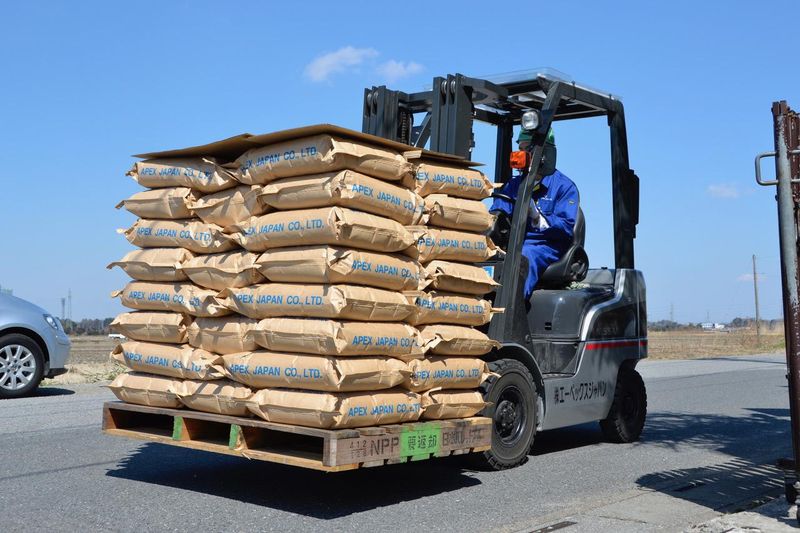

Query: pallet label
[401,426,441,458]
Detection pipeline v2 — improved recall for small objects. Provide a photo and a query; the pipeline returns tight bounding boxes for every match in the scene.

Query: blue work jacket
[490,169,579,250]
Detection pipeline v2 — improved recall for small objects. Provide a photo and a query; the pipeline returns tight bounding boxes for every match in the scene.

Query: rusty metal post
[772,101,800,488]
[756,102,800,516]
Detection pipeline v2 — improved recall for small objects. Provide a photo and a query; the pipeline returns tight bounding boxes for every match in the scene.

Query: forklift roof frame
[363,72,640,340]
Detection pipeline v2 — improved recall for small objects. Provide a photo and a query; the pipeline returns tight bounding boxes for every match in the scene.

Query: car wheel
[600,366,647,443]
[472,359,537,470]
[0,333,45,399]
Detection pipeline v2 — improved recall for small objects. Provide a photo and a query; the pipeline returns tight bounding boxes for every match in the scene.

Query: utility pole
[61,297,66,320]
[670,302,674,322]
[753,254,761,343]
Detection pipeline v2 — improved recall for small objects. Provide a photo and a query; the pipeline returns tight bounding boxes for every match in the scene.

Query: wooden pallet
[102,401,492,472]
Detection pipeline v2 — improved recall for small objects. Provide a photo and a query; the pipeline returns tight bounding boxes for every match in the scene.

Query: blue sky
[0,0,797,323]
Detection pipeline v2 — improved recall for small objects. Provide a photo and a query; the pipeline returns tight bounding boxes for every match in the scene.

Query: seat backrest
[573,207,585,247]
[535,206,589,288]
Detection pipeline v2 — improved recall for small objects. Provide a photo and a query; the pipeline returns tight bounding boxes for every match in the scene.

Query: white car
[0,293,71,398]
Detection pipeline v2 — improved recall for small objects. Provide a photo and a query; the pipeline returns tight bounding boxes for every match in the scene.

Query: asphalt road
[0,354,792,532]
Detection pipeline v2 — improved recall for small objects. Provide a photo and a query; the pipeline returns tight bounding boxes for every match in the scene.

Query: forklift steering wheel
[491,192,514,204]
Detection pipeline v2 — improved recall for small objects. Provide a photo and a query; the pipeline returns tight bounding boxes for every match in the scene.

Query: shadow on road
[533,422,603,455]
[636,409,790,515]
[0,387,76,400]
[106,444,481,518]
[33,387,76,397]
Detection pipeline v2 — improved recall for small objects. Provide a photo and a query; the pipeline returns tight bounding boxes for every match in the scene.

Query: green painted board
[400,425,442,458]
[172,416,183,440]
[229,425,241,449]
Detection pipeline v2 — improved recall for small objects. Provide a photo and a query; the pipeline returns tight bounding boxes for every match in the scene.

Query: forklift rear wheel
[600,366,647,443]
[475,359,537,470]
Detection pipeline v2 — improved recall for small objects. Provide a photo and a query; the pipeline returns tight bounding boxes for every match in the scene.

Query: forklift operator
[489,129,579,299]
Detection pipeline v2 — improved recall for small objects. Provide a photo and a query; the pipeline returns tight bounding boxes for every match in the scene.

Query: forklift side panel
[540,341,640,430]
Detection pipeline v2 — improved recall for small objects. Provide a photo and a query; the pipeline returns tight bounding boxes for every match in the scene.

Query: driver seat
[536,207,589,288]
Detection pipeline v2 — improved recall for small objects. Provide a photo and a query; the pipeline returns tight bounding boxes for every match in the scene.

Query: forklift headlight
[521,110,541,131]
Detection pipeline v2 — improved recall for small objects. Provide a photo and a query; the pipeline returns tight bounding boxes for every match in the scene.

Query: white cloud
[304,46,378,82]
[707,183,740,199]
[376,60,424,83]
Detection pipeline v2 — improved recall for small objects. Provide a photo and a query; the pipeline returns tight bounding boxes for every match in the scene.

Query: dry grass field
[647,327,785,359]
[43,327,787,385]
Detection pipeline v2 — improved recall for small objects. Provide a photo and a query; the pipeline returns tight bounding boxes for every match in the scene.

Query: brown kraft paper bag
[247,388,422,429]
[252,318,426,359]
[227,207,413,253]
[221,351,409,392]
[127,158,238,193]
[112,281,230,317]
[405,291,499,326]
[107,372,183,408]
[255,246,423,291]
[404,357,491,392]
[180,251,264,290]
[407,227,497,264]
[109,311,191,344]
[218,283,414,321]
[107,248,193,282]
[419,324,500,356]
[111,341,223,380]
[175,379,252,416]
[122,219,236,254]
[404,161,494,199]
[187,316,260,354]
[424,194,495,232]
[421,389,487,420]
[235,134,412,184]
[116,187,198,220]
[189,185,268,227]
[423,260,499,295]
[259,170,425,225]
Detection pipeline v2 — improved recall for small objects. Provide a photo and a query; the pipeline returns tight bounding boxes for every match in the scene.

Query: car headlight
[44,314,62,331]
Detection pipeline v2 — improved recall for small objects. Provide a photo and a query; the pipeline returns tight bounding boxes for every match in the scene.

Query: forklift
[363,71,648,469]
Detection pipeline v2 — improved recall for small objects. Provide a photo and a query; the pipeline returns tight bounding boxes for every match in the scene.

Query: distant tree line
[649,317,783,332]
[61,318,114,335]
[727,317,783,330]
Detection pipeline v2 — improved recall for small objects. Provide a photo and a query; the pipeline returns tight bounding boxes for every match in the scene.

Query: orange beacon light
[509,150,529,169]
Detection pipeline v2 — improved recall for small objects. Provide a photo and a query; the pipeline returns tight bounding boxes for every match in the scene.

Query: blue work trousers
[522,241,562,299]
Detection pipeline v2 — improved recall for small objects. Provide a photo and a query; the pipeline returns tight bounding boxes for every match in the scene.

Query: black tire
[474,359,537,470]
[600,366,647,443]
[0,333,45,399]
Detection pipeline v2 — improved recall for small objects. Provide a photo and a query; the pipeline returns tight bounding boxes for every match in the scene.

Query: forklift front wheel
[475,359,537,470]
[600,366,647,443]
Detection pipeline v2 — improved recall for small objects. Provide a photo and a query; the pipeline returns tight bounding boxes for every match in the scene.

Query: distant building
[701,322,726,330]
[0,285,12,296]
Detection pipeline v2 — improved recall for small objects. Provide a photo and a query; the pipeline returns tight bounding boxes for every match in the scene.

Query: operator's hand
[529,200,550,230]
[529,199,541,224]
[488,210,510,249]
